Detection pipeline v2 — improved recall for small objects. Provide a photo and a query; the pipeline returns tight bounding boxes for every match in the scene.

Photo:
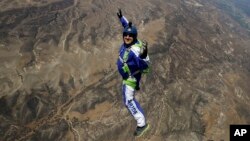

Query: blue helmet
[123,22,137,39]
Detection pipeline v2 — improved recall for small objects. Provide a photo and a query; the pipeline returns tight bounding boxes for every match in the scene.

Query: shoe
[134,124,150,137]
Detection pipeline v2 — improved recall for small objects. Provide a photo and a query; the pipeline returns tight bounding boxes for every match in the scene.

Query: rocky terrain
[0,0,250,141]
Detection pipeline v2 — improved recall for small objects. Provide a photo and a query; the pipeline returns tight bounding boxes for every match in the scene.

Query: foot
[134,124,150,137]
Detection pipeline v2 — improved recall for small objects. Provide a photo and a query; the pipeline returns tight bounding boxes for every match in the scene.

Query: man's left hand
[117,9,123,19]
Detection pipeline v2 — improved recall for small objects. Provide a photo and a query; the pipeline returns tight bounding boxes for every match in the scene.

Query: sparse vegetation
[215,0,250,30]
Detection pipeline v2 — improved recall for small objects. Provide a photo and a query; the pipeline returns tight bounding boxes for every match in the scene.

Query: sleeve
[120,16,129,28]
[130,46,149,71]
[133,53,149,71]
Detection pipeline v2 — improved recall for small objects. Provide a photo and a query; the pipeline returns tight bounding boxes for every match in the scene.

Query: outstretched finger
[119,9,122,15]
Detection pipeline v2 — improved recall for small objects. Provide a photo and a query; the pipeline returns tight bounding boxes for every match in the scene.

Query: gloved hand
[140,40,148,59]
[117,9,123,19]
[142,40,148,48]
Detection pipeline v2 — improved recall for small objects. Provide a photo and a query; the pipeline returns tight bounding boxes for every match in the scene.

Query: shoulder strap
[123,48,130,62]
[134,40,143,47]
[130,40,143,57]
[131,40,148,59]
[119,47,131,64]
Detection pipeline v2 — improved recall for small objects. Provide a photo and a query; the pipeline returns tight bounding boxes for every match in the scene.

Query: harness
[119,47,141,77]
[119,40,149,88]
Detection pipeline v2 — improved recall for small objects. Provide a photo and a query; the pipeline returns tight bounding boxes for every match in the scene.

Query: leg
[122,84,146,127]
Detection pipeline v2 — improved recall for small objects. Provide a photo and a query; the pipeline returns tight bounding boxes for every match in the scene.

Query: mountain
[0,0,250,141]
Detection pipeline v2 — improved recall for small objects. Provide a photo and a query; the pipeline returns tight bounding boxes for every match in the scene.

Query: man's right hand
[140,40,148,59]
[117,9,123,19]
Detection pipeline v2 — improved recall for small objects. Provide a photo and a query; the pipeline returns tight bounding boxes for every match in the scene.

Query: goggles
[123,32,134,37]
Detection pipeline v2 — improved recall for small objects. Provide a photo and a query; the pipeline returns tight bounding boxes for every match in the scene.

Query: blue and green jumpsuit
[117,16,150,127]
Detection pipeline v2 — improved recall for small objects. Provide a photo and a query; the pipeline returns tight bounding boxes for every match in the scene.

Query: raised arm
[117,9,129,28]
